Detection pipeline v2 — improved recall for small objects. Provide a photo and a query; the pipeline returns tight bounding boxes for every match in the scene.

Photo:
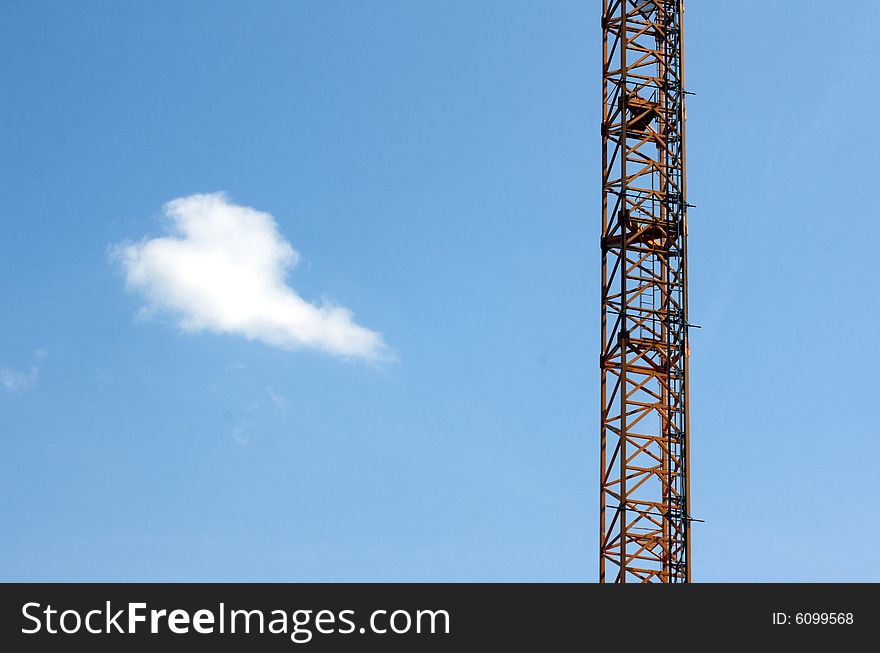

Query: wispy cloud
[0,367,38,391]
[266,387,290,414]
[111,192,388,360]
[232,417,255,447]
[0,350,46,391]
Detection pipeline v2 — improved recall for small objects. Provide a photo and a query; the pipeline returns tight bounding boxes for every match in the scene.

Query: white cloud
[1,350,46,391]
[112,193,387,360]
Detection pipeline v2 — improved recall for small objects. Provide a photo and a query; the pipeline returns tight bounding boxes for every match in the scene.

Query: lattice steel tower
[600,0,692,582]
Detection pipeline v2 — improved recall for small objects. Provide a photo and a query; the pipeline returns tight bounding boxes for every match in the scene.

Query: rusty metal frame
[600,0,692,583]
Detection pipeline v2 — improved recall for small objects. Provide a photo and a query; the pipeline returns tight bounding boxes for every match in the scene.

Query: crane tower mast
[600,0,692,582]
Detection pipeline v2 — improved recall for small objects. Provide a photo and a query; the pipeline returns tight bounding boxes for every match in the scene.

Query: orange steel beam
[600,0,692,583]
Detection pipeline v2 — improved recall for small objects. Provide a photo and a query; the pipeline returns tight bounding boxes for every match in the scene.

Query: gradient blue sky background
[1,0,878,582]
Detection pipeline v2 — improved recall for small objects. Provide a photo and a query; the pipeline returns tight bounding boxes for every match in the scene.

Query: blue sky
[1,0,878,582]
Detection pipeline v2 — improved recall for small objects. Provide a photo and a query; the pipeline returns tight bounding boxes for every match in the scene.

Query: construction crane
[599,0,692,582]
